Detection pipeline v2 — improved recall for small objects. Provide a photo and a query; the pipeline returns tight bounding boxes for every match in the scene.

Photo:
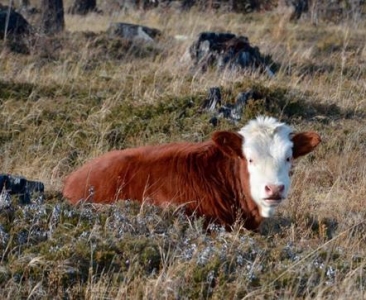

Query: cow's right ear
[212,131,244,158]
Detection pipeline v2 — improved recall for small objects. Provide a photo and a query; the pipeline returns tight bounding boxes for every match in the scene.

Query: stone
[107,22,161,42]
[0,174,44,205]
[200,87,262,125]
[0,5,31,36]
[190,31,275,76]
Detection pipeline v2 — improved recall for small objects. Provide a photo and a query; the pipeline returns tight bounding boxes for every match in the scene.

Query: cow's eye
[248,158,253,164]
[286,157,291,162]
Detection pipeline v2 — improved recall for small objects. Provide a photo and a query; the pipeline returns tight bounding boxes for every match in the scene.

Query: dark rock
[201,87,262,125]
[118,0,159,10]
[200,87,222,112]
[229,0,260,13]
[0,6,32,37]
[0,188,11,210]
[189,31,275,76]
[189,32,236,68]
[39,0,65,35]
[181,0,196,10]
[107,22,161,42]
[68,0,98,15]
[209,116,219,126]
[0,174,44,205]
[280,0,309,20]
[18,0,40,17]
[218,90,261,122]
[162,0,259,12]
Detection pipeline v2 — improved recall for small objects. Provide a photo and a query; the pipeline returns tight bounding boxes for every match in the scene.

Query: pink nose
[265,184,285,198]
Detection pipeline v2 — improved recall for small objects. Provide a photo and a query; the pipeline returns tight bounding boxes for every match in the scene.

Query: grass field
[0,3,366,299]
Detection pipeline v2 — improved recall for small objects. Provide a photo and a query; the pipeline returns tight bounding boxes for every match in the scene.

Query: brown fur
[63,130,320,230]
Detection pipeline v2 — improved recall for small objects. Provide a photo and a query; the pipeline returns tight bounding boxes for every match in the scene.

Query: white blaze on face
[239,116,294,218]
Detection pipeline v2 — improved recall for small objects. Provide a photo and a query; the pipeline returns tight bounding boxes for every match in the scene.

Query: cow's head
[212,116,321,218]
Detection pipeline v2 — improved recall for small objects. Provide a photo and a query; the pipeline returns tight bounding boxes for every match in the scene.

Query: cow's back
[63,149,142,204]
[63,143,209,205]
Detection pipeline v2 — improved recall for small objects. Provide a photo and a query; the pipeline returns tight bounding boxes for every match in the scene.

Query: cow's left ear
[292,131,321,159]
[212,131,244,158]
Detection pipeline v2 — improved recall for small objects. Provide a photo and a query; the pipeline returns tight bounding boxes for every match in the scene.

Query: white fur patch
[238,116,294,218]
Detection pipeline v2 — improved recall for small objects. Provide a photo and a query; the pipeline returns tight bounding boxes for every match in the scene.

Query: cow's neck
[237,159,263,230]
[192,144,264,230]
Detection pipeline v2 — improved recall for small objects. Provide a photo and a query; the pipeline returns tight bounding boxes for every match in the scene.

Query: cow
[63,116,321,230]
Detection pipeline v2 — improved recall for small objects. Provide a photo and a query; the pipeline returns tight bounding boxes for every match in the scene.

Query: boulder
[199,87,262,125]
[68,0,97,15]
[0,174,44,205]
[0,6,31,36]
[189,32,275,76]
[279,0,309,20]
[199,87,222,113]
[107,22,161,42]
[115,0,159,10]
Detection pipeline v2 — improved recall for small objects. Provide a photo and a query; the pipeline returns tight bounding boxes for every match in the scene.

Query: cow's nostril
[278,184,285,193]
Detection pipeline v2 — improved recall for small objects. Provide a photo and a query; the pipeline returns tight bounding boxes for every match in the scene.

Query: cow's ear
[212,131,244,158]
[292,131,321,159]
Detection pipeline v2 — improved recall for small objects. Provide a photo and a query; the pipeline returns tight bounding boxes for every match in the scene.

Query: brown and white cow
[63,116,321,230]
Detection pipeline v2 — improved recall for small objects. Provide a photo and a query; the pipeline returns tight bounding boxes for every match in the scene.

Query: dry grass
[0,5,366,299]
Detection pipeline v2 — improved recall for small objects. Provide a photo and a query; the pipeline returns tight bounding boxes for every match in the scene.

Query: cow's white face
[239,117,294,218]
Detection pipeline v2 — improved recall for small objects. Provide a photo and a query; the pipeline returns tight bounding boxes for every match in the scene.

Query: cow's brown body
[63,134,263,230]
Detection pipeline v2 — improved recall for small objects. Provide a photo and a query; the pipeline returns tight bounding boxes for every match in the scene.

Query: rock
[199,87,222,112]
[217,90,262,122]
[68,0,100,15]
[199,87,262,125]
[107,22,161,42]
[189,32,236,67]
[0,5,32,36]
[0,190,11,210]
[279,0,309,20]
[189,31,275,76]
[116,0,159,10]
[18,0,40,17]
[0,174,44,205]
